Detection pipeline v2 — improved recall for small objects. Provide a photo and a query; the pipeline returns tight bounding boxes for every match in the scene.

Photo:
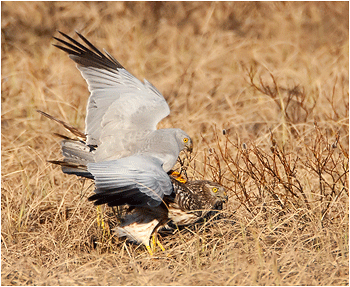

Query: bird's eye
[183,138,189,143]
[212,187,218,193]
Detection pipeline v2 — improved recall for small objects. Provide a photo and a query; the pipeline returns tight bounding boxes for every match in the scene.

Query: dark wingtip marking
[53,31,124,70]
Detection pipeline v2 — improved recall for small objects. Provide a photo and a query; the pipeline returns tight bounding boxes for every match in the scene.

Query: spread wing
[53,31,170,161]
[87,156,173,207]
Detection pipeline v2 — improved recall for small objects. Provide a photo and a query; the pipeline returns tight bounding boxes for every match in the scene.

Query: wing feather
[87,156,173,207]
[54,32,170,158]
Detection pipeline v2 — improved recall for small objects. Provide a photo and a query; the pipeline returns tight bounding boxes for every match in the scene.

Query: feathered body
[39,31,227,253]
[48,31,193,208]
[116,177,228,247]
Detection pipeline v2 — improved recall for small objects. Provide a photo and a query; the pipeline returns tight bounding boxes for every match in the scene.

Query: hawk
[114,177,228,254]
[39,110,228,254]
[38,31,227,254]
[50,31,193,208]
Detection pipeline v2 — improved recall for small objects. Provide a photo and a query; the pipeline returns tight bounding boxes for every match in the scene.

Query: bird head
[176,129,193,153]
[205,182,228,204]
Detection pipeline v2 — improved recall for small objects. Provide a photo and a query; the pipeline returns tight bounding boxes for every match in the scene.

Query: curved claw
[156,237,165,252]
[146,245,154,256]
[170,171,187,183]
[146,234,166,256]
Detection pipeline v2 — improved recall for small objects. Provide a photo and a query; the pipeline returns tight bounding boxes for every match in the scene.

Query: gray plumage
[39,31,228,254]
[44,31,193,207]
[116,177,228,248]
[53,32,192,164]
[88,156,173,207]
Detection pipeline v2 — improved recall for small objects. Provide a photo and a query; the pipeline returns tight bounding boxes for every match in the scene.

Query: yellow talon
[151,233,156,249]
[156,238,165,252]
[146,245,153,256]
[96,206,105,229]
[146,234,166,256]
[153,234,166,252]
[95,206,110,242]
[171,171,187,183]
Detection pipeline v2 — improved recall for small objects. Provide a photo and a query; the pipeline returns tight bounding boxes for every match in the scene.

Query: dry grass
[1,2,349,285]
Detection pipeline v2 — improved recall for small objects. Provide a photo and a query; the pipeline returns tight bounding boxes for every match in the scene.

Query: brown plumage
[38,110,228,254]
[168,179,228,225]
[36,110,86,141]
[115,177,228,251]
[38,31,228,254]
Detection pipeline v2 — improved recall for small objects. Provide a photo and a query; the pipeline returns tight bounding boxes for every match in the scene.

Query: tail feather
[53,133,73,140]
[49,160,93,179]
[61,139,95,165]
[37,110,86,141]
[38,110,96,175]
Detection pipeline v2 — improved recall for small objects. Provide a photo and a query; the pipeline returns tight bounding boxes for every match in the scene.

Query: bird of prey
[39,32,227,254]
[38,110,228,254]
[115,177,228,254]
[49,31,193,209]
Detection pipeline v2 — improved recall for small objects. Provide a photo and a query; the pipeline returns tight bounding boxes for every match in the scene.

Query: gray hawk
[38,31,227,255]
[49,31,193,208]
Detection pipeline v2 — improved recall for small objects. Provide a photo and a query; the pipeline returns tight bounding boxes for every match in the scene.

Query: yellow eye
[183,138,189,143]
[212,187,218,193]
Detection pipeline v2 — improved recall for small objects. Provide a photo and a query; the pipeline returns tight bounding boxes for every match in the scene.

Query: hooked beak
[222,191,228,203]
[187,142,193,153]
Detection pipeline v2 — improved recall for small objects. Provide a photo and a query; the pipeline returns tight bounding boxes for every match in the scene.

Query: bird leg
[155,236,165,252]
[147,234,165,256]
[144,235,157,256]
[96,206,106,229]
[96,206,110,240]
[145,244,154,256]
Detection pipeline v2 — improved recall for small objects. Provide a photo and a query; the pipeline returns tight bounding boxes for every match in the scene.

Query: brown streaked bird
[38,109,228,254]
[38,31,228,255]
[114,177,228,254]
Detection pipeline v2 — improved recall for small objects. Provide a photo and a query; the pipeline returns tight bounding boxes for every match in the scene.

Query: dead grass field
[1,2,349,285]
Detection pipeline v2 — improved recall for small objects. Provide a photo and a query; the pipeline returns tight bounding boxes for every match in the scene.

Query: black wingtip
[53,31,72,42]
[57,30,71,39]
[52,30,124,70]
[75,30,83,38]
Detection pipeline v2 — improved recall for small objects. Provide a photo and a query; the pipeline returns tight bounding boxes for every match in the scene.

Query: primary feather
[54,31,172,162]
[43,31,192,208]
